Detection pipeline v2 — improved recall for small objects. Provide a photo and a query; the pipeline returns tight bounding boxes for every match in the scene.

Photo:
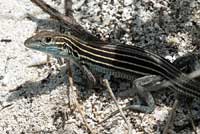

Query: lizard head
[24,31,80,60]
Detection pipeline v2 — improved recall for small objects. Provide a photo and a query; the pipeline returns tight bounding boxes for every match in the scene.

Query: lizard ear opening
[63,43,68,49]
[73,50,80,58]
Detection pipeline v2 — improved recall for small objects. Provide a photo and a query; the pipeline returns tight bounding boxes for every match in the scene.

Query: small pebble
[124,0,133,6]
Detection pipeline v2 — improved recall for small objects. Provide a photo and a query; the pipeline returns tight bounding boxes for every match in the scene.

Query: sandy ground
[0,0,200,133]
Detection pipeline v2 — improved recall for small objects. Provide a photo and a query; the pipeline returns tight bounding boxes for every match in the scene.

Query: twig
[66,61,96,134]
[0,103,13,111]
[64,0,73,17]
[186,101,197,134]
[99,104,135,124]
[103,79,132,134]
[30,0,105,43]
[162,99,179,134]
[30,0,76,24]
[174,116,200,132]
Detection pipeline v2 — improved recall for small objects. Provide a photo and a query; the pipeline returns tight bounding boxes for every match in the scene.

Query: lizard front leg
[67,60,97,89]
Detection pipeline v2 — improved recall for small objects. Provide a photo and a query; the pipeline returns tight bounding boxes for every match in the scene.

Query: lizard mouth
[24,38,45,50]
[24,37,41,49]
[24,38,64,57]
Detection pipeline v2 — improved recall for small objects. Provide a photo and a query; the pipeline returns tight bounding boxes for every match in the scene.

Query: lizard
[24,31,200,114]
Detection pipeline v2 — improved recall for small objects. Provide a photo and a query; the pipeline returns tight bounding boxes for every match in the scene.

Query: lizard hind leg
[127,75,164,113]
[99,75,165,123]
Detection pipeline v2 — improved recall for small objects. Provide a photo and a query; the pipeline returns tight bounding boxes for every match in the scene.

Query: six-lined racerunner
[24,31,200,113]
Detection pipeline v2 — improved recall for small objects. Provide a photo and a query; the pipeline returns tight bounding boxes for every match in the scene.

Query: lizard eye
[45,37,51,43]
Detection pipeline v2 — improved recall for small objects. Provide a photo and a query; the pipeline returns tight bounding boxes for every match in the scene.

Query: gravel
[0,0,200,133]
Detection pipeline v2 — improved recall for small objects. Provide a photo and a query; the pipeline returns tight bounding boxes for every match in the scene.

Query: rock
[124,0,133,6]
